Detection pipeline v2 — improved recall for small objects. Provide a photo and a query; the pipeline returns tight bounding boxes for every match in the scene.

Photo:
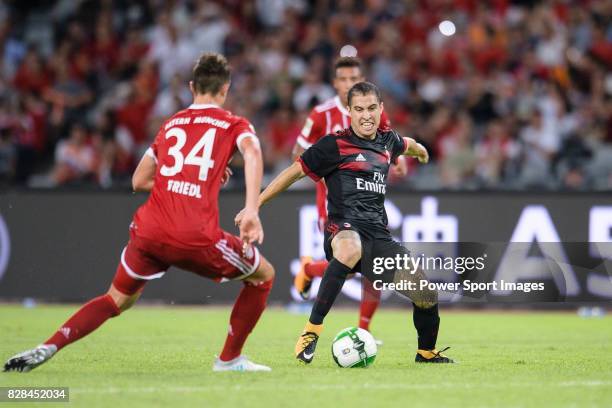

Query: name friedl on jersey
[167,179,202,198]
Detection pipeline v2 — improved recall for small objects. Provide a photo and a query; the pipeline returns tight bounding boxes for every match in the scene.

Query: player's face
[348,93,383,139]
[334,67,364,106]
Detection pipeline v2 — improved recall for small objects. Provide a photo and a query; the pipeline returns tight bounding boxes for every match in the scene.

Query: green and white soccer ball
[331,327,377,368]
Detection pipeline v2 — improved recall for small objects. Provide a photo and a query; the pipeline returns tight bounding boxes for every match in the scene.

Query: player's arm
[260,161,306,207]
[236,133,335,226]
[241,137,263,213]
[238,136,265,244]
[291,143,306,161]
[132,152,157,192]
[234,159,305,230]
[292,141,328,188]
[402,137,429,164]
[258,131,338,207]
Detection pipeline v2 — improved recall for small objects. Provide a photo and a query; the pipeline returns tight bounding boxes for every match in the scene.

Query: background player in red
[4,53,275,373]
[291,56,406,338]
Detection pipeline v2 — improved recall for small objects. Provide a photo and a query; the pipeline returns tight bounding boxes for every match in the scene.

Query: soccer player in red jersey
[4,53,275,373]
[291,57,407,338]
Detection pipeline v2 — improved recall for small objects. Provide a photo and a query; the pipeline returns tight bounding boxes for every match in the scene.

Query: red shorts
[112,229,261,296]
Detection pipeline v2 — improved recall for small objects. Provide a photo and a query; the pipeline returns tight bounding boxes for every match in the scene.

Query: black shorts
[323,218,409,283]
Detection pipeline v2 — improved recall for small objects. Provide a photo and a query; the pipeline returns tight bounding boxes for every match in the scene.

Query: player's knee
[118,295,140,312]
[413,300,437,309]
[260,261,275,281]
[107,286,140,313]
[334,244,362,268]
[106,292,125,314]
[248,257,275,284]
[413,290,438,309]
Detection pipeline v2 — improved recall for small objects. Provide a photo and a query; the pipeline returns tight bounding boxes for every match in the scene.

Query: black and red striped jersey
[298,127,406,231]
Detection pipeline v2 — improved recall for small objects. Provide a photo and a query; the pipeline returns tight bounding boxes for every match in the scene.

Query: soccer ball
[331,327,377,368]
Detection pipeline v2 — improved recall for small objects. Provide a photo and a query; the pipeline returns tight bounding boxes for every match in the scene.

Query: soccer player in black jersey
[236,82,454,365]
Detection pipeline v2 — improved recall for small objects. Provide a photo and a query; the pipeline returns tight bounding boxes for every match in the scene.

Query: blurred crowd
[0,0,610,190]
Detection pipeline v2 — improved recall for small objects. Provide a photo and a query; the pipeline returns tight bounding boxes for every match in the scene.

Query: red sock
[44,294,120,351]
[219,279,273,361]
[359,279,381,331]
[304,260,328,278]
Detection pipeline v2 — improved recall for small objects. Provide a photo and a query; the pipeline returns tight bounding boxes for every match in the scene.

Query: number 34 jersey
[132,103,257,248]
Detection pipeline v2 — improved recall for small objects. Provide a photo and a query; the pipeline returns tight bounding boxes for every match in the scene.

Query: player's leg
[295,229,362,364]
[41,243,163,354]
[214,255,275,372]
[3,240,164,373]
[3,290,125,373]
[386,255,454,364]
[3,282,142,373]
[39,284,141,353]
[294,258,328,299]
[186,232,274,372]
[294,209,328,299]
[297,259,383,341]
[358,277,382,342]
[296,260,383,341]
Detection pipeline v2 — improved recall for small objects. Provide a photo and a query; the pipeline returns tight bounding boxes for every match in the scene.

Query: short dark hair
[192,53,231,95]
[333,57,363,77]
[347,81,382,106]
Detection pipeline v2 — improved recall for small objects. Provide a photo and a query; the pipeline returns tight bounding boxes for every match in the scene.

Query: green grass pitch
[1,305,611,407]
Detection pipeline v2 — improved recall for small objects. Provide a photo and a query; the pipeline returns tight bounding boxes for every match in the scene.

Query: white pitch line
[71,381,612,394]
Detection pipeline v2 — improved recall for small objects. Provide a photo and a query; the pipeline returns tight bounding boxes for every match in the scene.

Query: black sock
[413,303,440,350]
[309,258,353,325]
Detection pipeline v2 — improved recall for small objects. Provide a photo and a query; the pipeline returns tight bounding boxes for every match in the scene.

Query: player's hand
[234,208,245,227]
[415,143,429,164]
[221,167,233,186]
[237,208,264,245]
